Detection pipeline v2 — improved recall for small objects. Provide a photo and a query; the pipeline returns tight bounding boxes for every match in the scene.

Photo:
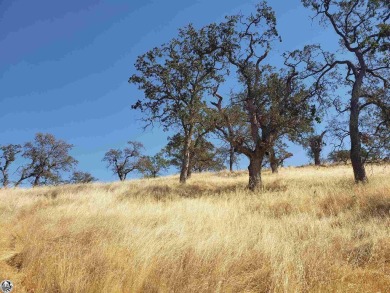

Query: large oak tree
[130,23,225,183]
[209,2,317,190]
[297,0,390,182]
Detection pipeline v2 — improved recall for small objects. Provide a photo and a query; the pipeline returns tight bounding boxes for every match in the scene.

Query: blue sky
[0,0,339,182]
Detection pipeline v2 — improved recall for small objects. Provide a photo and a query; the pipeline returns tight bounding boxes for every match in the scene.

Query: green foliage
[163,133,225,173]
[129,23,225,131]
[263,140,293,169]
[102,141,144,181]
[70,171,97,184]
[17,133,77,187]
[137,152,169,178]
[328,150,350,164]
[0,144,22,187]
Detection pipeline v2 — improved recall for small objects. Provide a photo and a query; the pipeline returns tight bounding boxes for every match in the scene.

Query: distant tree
[15,133,77,187]
[70,171,97,184]
[164,133,225,175]
[129,23,225,183]
[296,0,390,182]
[137,152,169,178]
[360,146,383,163]
[264,141,293,173]
[103,141,144,181]
[0,144,21,187]
[328,149,350,165]
[216,143,240,172]
[359,104,389,162]
[328,147,384,165]
[162,134,183,171]
[307,130,327,166]
[189,139,225,174]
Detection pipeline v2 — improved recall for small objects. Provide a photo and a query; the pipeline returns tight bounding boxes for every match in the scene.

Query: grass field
[1,164,390,292]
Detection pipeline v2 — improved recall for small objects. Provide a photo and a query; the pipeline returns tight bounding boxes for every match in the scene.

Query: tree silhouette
[130,23,225,183]
[295,0,390,182]
[0,144,21,187]
[16,133,77,187]
[103,141,144,181]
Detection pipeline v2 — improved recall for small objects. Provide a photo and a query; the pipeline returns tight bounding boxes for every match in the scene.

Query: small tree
[328,147,383,164]
[70,171,97,184]
[328,149,350,164]
[307,130,327,165]
[15,133,77,187]
[103,141,143,181]
[0,144,21,187]
[137,152,169,178]
[265,141,293,173]
[360,146,383,163]
[216,143,240,172]
[359,104,389,162]
[164,133,225,175]
[189,139,226,174]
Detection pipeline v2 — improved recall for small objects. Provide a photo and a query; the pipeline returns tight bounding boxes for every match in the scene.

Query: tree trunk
[314,151,321,166]
[186,153,193,179]
[33,176,40,187]
[187,167,192,179]
[1,171,9,188]
[248,155,263,191]
[269,148,278,173]
[350,95,367,182]
[180,133,192,184]
[229,146,234,172]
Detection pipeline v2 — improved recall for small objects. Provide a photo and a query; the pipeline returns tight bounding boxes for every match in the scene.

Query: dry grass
[0,164,390,293]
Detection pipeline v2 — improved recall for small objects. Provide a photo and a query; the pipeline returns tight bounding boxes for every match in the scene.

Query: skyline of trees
[130,0,388,189]
[1,1,388,189]
[1,127,388,188]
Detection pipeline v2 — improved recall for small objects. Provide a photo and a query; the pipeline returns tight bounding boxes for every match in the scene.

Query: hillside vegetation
[1,165,390,292]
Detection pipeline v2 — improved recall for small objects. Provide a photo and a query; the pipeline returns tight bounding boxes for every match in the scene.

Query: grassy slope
[0,165,390,293]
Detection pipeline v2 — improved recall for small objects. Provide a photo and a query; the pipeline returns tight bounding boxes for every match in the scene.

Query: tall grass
[1,165,389,292]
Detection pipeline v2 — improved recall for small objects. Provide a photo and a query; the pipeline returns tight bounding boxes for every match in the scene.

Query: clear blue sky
[0,0,338,182]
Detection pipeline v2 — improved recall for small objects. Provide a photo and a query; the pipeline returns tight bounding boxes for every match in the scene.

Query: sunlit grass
[1,164,389,292]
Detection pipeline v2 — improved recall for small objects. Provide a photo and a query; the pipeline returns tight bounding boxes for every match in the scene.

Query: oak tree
[212,66,317,190]
[265,140,293,173]
[298,0,390,182]
[16,133,77,187]
[130,23,225,183]
[103,141,143,181]
[163,133,225,176]
[0,144,21,187]
[137,152,169,178]
[70,171,97,184]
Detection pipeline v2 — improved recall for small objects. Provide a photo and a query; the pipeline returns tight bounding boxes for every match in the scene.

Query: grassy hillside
[1,165,390,292]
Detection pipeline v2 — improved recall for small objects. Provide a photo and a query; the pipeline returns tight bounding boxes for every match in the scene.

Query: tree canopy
[292,0,390,181]
[103,141,144,181]
[15,133,77,187]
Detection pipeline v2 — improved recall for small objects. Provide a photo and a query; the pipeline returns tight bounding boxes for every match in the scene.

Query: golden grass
[0,164,389,292]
